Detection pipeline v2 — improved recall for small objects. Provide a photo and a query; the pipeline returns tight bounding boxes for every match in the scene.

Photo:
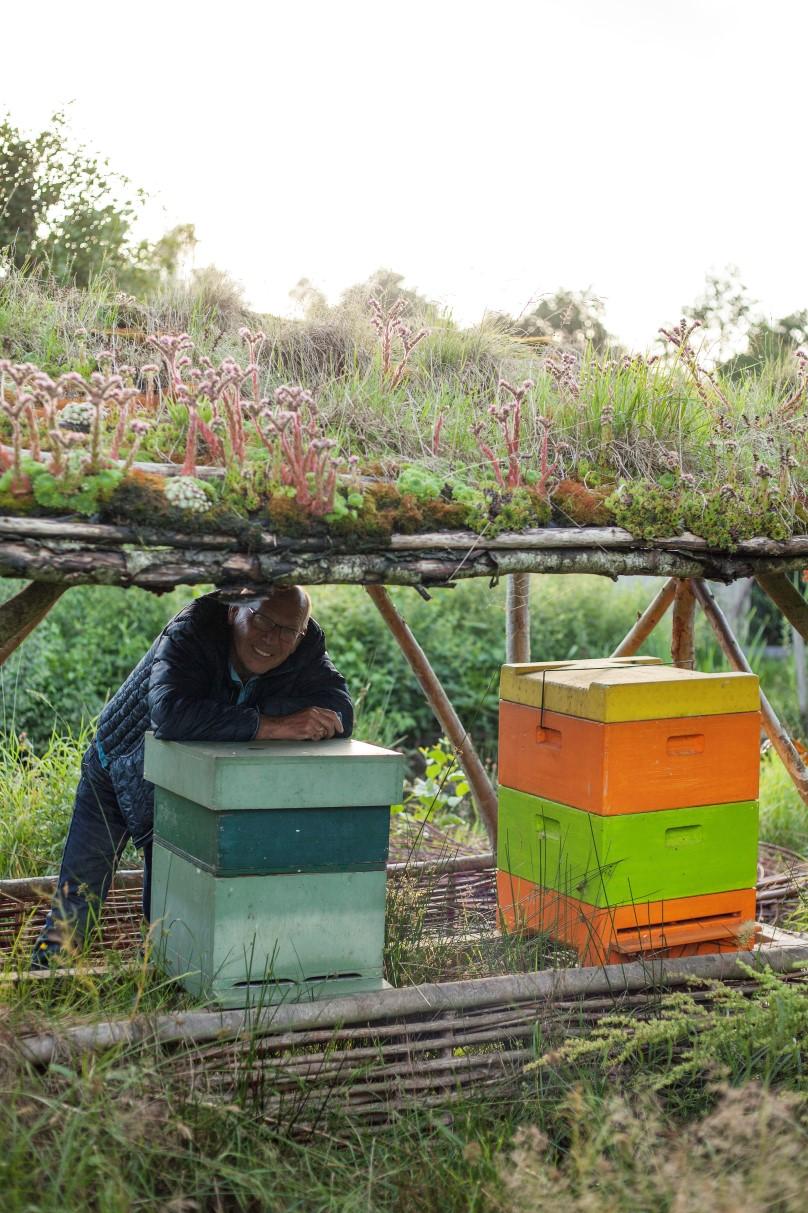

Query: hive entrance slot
[232,971,363,988]
[614,909,743,938]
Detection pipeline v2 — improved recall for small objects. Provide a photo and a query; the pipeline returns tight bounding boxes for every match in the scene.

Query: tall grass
[4,260,807,493]
[0,724,94,878]
[1,962,808,1211]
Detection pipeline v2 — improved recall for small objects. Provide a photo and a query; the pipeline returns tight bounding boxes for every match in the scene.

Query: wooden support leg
[756,573,808,643]
[0,582,66,667]
[365,585,499,845]
[671,579,696,669]
[506,573,530,663]
[691,578,808,805]
[610,577,677,658]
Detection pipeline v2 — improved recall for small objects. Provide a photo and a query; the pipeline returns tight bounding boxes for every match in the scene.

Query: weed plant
[2,265,807,544]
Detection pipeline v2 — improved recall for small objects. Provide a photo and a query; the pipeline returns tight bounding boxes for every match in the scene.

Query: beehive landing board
[497,786,759,905]
[144,735,405,810]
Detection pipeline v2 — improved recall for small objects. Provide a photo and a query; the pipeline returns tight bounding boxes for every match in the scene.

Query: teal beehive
[145,735,405,1007]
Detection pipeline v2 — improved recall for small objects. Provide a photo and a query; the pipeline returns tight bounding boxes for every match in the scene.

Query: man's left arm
[261,653,354,737]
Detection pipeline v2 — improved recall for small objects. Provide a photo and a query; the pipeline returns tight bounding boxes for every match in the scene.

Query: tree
[339,268,436,318]
[0,112,194,292]
[682,267,808,376]
[494,288,613,352]
[685,266,755,362]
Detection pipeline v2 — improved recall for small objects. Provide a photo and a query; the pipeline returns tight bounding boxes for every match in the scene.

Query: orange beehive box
[498,700,761,814]
[496,870,758,966]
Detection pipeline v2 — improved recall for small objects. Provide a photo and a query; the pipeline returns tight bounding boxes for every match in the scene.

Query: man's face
[228,594,308,676]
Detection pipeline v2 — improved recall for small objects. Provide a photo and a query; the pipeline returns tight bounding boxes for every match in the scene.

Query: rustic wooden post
[365,585,499,845]
[691,578,808,804]
[505,574,530,663]
[793,627,808,735]
[755,573,808,643]
[0,582,66,667]
[610,577,677,658]
[671,579,696,669]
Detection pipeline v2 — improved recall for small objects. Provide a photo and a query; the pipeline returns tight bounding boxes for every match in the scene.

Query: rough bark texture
[692,578,808,804]
[671,579,696,669]
[365,585,499,844]
[610,578,678,657]
[0,581,66,666]
[3,532,808,591]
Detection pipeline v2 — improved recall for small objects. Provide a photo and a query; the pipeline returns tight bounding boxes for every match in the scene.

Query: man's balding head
[260,586,311,630]
[227,585,312,678]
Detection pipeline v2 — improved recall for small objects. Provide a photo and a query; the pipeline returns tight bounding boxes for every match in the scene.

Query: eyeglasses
[245,606,306,644]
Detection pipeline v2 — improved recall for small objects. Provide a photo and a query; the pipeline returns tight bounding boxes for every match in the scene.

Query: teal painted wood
[144,735,405,810]
[151,842,387,1006]
[497,786,758,906]
[153,788,391,874]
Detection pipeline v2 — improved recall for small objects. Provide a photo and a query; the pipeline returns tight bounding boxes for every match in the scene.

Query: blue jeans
[40,744,152,946]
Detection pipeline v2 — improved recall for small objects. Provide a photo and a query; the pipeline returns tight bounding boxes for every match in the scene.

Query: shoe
[30,938,64,970]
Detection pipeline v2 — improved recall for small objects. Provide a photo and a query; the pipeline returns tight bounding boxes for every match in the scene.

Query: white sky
[2,0,806,348]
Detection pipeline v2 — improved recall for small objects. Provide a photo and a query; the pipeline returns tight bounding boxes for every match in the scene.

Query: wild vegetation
[4,114,808,1213]
[1,263,807,548]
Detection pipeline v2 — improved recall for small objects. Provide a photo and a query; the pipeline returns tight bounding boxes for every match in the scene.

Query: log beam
[505,574,530,663]
[610,577,677,658]
[691,578,808,804]
[756,573,808,644]
[17,942,808,1065]
[0,581,66,666]
[365,585,499,845]
[671,579,696,669]
[5,536,808,592]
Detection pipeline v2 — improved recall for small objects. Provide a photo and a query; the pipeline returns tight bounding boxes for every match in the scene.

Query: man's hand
[256,707,344,741]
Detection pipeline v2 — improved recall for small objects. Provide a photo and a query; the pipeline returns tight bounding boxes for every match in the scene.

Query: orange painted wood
[498,701,761,814]
[496,871,758,966]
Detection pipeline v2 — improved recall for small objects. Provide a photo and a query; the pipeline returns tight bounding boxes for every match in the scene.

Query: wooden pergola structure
[5,510,808,1123]
[3,514,808,848]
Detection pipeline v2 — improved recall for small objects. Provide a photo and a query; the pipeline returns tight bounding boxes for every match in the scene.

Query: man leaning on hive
[32,586,353,967]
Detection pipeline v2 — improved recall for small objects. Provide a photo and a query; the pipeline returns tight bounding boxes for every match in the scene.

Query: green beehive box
[153,790,391,875]
[145,735,405,1006]
[498,785,758,906]
[152,843,387,1007]
[144,736,404,811]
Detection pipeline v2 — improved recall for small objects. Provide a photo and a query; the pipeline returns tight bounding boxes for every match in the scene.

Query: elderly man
[32,586,352,966]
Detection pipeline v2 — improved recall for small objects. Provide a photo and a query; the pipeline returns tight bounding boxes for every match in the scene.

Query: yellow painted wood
[500,661,759,722]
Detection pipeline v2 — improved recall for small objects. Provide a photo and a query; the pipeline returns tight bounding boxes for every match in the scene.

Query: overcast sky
[2,0,806,348]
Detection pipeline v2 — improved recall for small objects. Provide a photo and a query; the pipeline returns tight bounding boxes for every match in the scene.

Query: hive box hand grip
[666,732,705,756]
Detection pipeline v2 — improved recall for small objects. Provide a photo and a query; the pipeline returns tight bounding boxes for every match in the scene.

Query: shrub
[0,581,197,747]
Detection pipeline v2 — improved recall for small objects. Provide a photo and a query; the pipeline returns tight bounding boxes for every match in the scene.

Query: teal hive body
[145,735,404,1007]
[497,785,758,906]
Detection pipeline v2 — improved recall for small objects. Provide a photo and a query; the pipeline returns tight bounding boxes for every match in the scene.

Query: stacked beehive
[144,734,404,1007]
[496,657,762,965]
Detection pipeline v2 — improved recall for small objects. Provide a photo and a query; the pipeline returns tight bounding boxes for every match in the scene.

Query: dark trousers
[40,743,152,946]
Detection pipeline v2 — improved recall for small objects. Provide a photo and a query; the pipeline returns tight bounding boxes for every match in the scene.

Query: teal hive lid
[144,734,405,810]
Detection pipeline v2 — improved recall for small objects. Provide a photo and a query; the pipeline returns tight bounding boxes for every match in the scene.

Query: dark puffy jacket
[95,594,353,845]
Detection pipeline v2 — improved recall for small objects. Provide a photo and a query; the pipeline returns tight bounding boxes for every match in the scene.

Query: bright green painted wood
[151,842,387,1005]
[144,735,405,810]
[153,788,391,874]
[497,786,758,905]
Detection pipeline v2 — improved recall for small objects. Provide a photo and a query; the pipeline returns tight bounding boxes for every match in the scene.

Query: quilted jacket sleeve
[258,652,354,736]
[148,619,260,742]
